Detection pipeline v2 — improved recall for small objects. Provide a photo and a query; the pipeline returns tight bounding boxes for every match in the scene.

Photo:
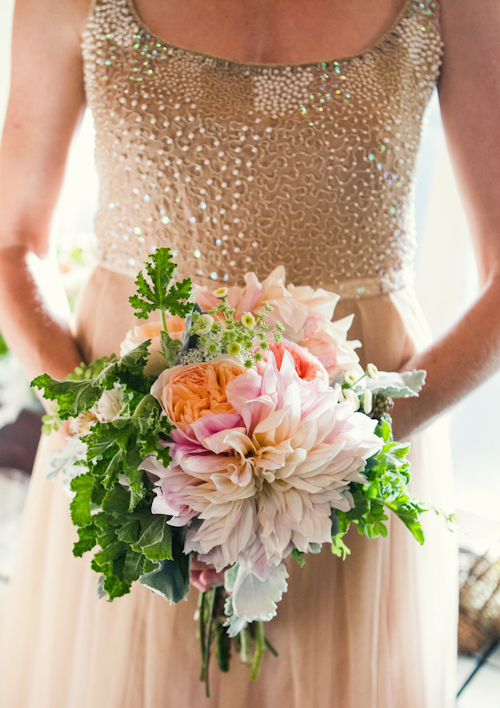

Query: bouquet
[33,248,446,695]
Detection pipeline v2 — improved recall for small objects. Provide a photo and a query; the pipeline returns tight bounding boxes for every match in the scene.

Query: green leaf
[94,540,127,566]
[86,423,130,459]
[129,248,192,320]
[139,429,172,467]
[116,519,141,544]
[66,354,118,381]
[160,330,181,366]
[163,278,193,318]
[333,413,429,548]
[102,484,132,517]
[331,535,351,560]
[73,523,98,557]
[70,473,94,527]
[291,549,305,567]
[32,374,103,421]
[139,552,191,603]
[91,559,131,601]
[123,549,145,583]
[102,449,127,489]
[31,342,151,420]
[133,515,172,561]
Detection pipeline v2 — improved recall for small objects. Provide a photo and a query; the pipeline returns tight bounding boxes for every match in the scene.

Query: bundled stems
[198,587,279,692]
[198,588,216,697]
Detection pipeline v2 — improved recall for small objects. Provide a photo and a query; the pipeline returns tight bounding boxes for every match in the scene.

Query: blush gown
[0,0,458,706]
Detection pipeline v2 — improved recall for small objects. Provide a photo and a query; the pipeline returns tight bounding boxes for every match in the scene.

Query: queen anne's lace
[82,0,442,299]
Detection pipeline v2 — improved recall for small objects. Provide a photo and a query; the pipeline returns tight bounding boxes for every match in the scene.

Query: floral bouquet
[33,248,443,694]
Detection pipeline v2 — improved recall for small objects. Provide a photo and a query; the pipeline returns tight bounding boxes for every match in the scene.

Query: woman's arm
[392,0,500,439]
[0,0,92,380]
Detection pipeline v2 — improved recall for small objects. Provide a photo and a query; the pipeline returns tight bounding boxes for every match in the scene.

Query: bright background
[1,0,499,703]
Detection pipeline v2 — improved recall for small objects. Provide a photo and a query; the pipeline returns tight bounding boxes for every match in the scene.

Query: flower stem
[161,308,167,332]
[264,635,279,657]
[250,621,266,681]
[240,627,250,665]
[204,588,216,698]
[198,591,206,682]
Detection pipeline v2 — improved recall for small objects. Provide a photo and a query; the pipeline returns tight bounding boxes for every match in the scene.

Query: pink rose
[256,339,329,384]
[300,315,363,383]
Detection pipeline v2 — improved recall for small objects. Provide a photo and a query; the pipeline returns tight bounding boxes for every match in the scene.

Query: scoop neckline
[126,0,414,70]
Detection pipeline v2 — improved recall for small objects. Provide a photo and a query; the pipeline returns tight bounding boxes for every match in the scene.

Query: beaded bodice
[82,0,442,298]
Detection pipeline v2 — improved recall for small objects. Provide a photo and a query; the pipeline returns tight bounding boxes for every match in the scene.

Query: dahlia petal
[240,395,276,437]
[225,370,263,413]
[188,413,244,443]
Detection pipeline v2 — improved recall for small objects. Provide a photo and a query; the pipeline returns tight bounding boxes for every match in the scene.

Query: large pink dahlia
[146,351,381,577]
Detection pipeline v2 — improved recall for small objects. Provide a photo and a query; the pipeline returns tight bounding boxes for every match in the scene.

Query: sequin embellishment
[82,0,443,298]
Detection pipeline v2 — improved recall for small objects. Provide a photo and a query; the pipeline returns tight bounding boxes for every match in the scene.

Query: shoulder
[439,0,500,59]
[13,0,94,39]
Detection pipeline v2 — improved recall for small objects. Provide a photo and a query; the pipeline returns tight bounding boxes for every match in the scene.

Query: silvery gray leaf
[231,562,289,623]
[224,614,248,638]
[308,543,322,554]
[139,555,191,604]
[365,369,426,398]
[224,563,239,593]
[44,437,87,497]
[223,594,248,638]
[97,574,108,600]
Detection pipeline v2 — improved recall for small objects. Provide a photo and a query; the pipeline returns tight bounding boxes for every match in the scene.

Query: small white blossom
[366,363,379,380]
[363,389,373,415]
[343,388,360,411]
[195,314,215,335]
[344,371,357,386]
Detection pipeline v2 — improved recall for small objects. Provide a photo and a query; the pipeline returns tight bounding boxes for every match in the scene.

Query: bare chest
[131,0,408,64]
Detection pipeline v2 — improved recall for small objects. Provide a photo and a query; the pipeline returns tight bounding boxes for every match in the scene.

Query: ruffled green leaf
[69,472,94,527]
[129,248,192,320]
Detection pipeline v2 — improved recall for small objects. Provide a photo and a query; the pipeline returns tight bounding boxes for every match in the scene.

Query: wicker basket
[459,547,500,655]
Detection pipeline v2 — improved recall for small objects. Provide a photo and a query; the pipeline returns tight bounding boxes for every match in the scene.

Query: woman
[0,0,499,705]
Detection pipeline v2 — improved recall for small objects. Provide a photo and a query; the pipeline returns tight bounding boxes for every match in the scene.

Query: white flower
[70,409,98,436]
[344,371,357,385]
[195,314,214,334]
[95,387,122,422]
[343,388,360,411]
[366,363,379,379]
[362,389,373,415]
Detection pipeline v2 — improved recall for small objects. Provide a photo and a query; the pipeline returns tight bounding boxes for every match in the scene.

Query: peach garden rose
[151,354,247,431]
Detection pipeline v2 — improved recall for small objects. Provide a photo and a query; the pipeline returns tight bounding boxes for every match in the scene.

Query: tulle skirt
[0,265,458,708]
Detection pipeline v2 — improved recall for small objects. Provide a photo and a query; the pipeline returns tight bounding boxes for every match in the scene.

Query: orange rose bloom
[155,358,246,431]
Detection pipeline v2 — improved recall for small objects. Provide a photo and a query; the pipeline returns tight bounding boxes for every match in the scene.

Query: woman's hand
[388,0,500,439]
[0,0,92,380]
